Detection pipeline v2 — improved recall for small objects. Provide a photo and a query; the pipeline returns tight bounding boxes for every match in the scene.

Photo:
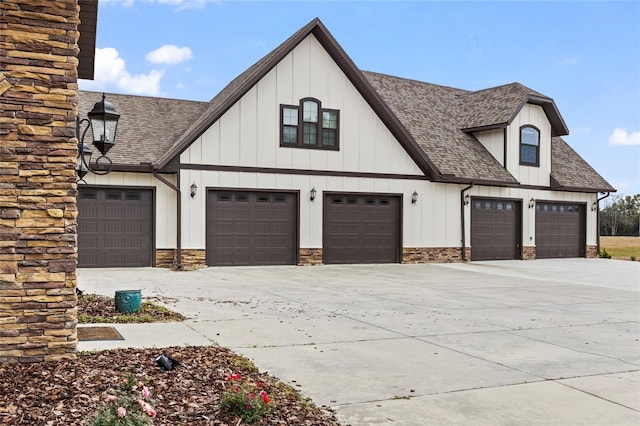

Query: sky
[79,0,640,197]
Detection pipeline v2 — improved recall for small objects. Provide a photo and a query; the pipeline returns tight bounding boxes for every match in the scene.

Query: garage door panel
[536,202,585,258]
[471,198,521,261]
[78,188,153,268]
[206,190,297,266]
[323,194,400,264]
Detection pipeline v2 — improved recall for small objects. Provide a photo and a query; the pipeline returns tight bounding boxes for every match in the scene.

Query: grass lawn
[600,236,640,261]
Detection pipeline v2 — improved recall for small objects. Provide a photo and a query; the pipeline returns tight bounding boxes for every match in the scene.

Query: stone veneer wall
[586,245,598,258]
[402,247,469,263]
[155,249,206,270]
[522,247,536,260]
[299,248,323,266]
[0,0,80,363]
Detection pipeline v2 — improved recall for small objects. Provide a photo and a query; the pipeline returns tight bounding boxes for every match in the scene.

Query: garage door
[323,193,401,264]
[471,198,521,261]
[535,202,586,258]
[77,188,154,267]
[206,191,297,266]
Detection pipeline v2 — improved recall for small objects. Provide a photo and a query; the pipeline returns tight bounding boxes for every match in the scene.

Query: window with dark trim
[520,125,540,166]
[280,98,339,150]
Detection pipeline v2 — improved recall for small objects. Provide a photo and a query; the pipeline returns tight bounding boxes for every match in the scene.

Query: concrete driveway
[78,259,640,425]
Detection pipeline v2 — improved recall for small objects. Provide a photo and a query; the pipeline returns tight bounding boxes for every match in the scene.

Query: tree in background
[600,194,640,236]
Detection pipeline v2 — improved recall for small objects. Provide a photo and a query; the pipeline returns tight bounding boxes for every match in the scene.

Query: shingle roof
[551,137,615,192]
[83,18,613,193]
[363,72,518,183]
[78,91,209,170]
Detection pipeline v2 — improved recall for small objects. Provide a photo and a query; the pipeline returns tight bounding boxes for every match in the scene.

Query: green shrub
[90,372,156,426]
[598,248,612,259]
[220,373,270,423]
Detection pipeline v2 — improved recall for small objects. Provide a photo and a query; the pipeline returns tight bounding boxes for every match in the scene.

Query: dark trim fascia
[549,175,617,194]
[182,163,429,181]
[503,127,508,168]
[78,0,98,80]
[444,176,610,194]
[462,123,508,133]
[507,95,569,137]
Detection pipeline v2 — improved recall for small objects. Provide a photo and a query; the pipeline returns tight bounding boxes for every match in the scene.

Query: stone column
[0,0,80,363]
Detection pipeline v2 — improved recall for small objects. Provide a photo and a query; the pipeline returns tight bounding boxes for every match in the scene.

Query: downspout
[596,192,611,255]
[460,183,474,261]
[151,168,183,270]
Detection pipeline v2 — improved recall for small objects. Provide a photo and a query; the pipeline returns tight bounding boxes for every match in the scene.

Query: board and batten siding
[474,129,505,167]
[180,34,423,176]
[80,172,177,248]
[507,104,552,186]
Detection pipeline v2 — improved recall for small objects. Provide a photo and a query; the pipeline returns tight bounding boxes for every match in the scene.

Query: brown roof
[86,18,613,193]
[551,137,615,192]
[364,72,517,183]
[78,91,209,170]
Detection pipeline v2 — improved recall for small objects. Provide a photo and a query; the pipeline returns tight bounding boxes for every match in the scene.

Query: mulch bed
[0,296,340,425]
[0,347,339,425]
[77,294,186,324]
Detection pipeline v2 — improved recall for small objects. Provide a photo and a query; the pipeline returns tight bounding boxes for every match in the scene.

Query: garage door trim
[78,185,156,267]
[322,191,403,264]
[205,187,300,266]
[470,196,522,261]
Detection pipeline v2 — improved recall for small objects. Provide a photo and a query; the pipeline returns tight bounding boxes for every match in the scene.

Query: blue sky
[79,0,640,197]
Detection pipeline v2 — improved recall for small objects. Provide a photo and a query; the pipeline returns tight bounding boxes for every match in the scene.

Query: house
[76,18,614,269]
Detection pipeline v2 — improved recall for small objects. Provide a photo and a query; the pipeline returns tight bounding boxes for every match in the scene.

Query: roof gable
[154,18,439,178]
[457,83,569,137]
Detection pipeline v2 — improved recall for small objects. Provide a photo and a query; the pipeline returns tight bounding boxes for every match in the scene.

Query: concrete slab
[334,381,640,425]
[77,322,213,352]
[77,259,640,425]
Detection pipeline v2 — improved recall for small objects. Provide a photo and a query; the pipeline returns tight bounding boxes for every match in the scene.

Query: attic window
[520,125,540,167]
[280,98,339,150]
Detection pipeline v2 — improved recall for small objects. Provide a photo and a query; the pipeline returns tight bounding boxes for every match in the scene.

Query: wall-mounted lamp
[464,194,470,206]
[310,187,317,201]
[76,93,120,184]
[528,198,535,209]
[411,191,418,204]
[591,201,598,211]
[190,182,198,198]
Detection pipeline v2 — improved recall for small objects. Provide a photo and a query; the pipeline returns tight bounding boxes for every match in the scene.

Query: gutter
[596,192,611,255]
[460,183,474,261]
[144,163,183,270]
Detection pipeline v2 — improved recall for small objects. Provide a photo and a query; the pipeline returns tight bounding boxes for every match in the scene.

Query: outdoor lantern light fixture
[411,191,418,204]
[591,201,598,211]
[190,182,198,198]
[310,187,317,201]
[76,93,120,183]
[464,194,470,206]
[529,198,535,209]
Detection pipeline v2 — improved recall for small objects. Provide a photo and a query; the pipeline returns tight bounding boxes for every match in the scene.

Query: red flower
[260,390,270,404]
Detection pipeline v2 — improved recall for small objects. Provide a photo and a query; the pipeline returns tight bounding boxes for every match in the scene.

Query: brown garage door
[77,188,154,267]
[471,198,521,261]
[535,202,586,258]
[206,191,297,266]
[323,193,401,264]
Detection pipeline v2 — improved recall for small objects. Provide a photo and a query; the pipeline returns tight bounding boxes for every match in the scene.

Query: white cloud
[79,47,164,96]
[146,45,193,65]
[608,128,640,146]
[557,57,578,66]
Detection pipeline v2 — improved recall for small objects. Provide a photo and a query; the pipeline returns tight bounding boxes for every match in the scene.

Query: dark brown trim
[322,191,403,264]
[78,0,98,80]
[519,125,540,167]
[461,123,508,133]
[205,187,300,266]
[503,128,508,168]
[77,184,157,267]
[182,163,429,181]
[508,95,569,137]
[279,98,340,150]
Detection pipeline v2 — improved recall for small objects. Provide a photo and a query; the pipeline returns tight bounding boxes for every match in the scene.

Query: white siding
[474,129,505,166]
[507,104,552,186]
[181,34,423,176]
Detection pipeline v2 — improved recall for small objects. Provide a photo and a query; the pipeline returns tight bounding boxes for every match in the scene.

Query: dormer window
[520,125,540,166]
[280,98,339,150]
